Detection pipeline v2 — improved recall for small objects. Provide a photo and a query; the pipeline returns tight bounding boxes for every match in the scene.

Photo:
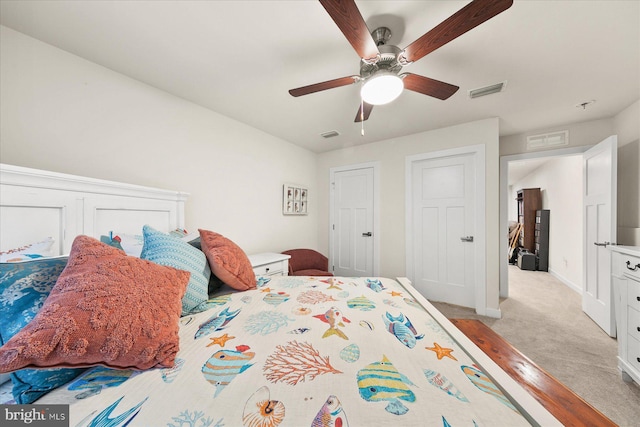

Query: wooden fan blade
[402,0,513,63]
[354,101,374,122]
[319,0,379,61]
[289,76,358,97]
[402,73,459,100]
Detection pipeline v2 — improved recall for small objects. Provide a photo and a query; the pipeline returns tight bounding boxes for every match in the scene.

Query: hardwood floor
[451,318,616,427]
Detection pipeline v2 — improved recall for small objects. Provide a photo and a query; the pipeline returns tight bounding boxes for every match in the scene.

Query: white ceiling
[1,1,638,154]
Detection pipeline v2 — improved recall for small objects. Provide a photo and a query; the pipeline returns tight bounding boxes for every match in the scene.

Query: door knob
[362,232,372,237]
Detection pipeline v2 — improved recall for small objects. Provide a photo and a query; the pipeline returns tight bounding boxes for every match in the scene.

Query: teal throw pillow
[140,225,210,315]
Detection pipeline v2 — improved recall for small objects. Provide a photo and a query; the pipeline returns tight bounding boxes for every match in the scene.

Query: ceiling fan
[289,0,513,122]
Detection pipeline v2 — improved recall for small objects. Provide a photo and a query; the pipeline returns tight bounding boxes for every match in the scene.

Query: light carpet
[431,265,640,426]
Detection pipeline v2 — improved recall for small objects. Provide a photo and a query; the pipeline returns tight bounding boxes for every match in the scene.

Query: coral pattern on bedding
[37,277,530,426]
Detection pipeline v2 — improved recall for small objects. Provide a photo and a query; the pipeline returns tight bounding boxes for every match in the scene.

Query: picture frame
[283,183,308,215]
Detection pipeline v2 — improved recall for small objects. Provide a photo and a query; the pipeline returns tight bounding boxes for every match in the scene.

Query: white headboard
[0,164,189,255]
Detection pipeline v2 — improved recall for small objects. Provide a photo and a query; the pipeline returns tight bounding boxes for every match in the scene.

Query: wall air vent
[526,130,569,150]
[320,130,340,139]
[468,81,507,99]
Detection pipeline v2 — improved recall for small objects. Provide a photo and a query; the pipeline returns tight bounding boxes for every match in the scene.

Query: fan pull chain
[360,98,365,136]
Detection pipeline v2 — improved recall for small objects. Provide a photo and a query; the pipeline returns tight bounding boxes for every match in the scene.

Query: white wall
[0,25,318,254]
[317,118,502,313]
[509,156,583,291]
[614,100,640,245]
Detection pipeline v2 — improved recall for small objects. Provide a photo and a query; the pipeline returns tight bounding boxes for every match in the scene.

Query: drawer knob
[637,296,640,302]
[627,260,640,271]
[265,267,270,272]
[638,357,640,363]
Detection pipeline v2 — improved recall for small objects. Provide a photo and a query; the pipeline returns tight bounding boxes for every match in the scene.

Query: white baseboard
[483,307,502,319]
[549,269,582,294]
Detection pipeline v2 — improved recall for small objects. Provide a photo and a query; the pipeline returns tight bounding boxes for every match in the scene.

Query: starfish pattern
[388,290,403,297]
[321,278,344,290]
[207,333,235,348]
[425,342,457,361]
[260,287,272,293]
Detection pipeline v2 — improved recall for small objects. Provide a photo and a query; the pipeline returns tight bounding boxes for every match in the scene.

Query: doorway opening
[499,146,589,299]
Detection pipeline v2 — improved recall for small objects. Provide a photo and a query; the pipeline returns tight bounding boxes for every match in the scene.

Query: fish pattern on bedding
[37,277,530,426]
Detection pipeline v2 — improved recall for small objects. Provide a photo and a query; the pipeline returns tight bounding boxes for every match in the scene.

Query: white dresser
[611,245,640,385]
[248,252,291,277]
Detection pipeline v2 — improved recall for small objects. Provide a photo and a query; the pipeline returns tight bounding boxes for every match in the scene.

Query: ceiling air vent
[526,130,569,150]
[468,81,507,99]
[320,130,340,139]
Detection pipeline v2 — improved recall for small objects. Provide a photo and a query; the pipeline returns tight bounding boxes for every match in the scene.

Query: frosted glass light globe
[360,74,403,105]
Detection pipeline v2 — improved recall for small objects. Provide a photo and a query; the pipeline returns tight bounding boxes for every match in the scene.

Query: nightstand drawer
[254,262,284,276]
[248,252,291,277]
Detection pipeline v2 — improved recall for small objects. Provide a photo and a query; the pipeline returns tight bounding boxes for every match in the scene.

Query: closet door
[410,153,476,309]
[330,166,376,277]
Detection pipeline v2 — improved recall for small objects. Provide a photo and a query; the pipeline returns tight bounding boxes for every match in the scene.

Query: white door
[331,166,375,276]
[410,154,476,308]
[583,135,617,337]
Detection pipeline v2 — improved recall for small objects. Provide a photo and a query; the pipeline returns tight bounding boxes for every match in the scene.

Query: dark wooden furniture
[535,209,550,271]
[516,188,541,252]
[451,319,616,427]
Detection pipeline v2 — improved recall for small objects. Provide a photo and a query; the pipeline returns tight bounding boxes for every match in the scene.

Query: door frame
[405,144,486,315]
[329,161,380,276]
[499,146,589,298]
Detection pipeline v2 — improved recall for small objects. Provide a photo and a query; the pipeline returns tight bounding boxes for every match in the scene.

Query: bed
[0,163,563,426]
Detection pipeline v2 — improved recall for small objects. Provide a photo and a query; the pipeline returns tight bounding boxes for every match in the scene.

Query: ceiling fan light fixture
[360,73,403,105]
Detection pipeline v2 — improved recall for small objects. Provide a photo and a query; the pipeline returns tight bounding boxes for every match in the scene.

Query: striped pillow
[140,225,210,315]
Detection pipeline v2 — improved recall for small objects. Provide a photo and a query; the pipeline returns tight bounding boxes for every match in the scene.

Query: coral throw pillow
[0,235,190,372]
[198,229,256,291]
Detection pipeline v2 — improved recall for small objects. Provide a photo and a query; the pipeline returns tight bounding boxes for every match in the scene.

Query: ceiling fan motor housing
[360,43,403,79]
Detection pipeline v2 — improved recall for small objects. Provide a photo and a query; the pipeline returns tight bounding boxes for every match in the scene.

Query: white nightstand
[248,252,291,277]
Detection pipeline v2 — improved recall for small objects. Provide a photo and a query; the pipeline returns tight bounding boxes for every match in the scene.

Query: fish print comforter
[38,276,530,426]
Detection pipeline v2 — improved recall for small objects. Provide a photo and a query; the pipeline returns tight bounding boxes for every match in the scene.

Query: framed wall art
[283,184,307,215]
